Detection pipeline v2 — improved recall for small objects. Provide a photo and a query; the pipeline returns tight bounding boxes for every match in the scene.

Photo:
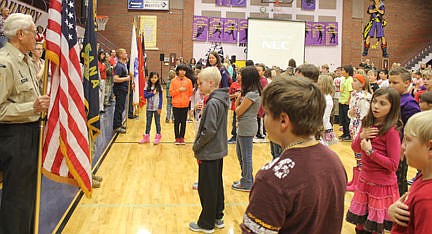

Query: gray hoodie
[193,87,230,160]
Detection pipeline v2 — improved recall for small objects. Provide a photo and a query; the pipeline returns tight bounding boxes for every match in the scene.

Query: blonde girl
[317,75,338,146]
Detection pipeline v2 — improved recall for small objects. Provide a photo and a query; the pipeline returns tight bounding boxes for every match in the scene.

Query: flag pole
[34,57,50,234]
[123,18,136,131]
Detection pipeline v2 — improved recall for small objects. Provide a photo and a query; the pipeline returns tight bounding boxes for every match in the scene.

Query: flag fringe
[59,138,92,198]
[46,50,59,65]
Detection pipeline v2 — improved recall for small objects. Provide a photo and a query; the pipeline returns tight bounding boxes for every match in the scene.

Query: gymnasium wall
[342,0,432,69]
[97,0,432,77]
[193,0,343,70]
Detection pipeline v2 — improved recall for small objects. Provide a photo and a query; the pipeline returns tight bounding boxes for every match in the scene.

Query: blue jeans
[0,35,7,48]
[146,110,161,134]
[166,97,174,121]
[236,136,254,188]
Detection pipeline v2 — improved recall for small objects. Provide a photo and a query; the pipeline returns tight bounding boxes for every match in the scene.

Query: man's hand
[33,95,50,113]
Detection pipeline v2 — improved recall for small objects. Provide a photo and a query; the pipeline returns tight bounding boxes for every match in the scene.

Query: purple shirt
[400,93,420,125]
[400,93,420,140]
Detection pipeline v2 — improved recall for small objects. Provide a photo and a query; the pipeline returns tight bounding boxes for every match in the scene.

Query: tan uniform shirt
[0,42,41,123]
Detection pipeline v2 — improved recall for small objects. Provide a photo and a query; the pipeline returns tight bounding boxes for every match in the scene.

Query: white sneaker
[189,222,214,233]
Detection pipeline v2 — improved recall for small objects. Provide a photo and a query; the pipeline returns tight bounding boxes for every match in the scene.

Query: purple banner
[216,0,246,7]
[192,16,209,41]
[238,19,248,46]
[309,22,326,46]
[208,17,223,43]
[302,0,315,10]
[231,0,246,7]
[305,22,313,46]
[216,0,228,6]
[222,18,238,44]
[325,22,338,46]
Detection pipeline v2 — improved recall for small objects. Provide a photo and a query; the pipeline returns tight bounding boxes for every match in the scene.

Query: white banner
[128,0,169,11]
[0,0,48,27]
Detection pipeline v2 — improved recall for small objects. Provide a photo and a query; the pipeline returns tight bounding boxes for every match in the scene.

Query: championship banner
[192,16,209,41]
[325,22,338,46]
[309,22,325,46]
[231,0,246,7]
[215,0,228,6]
[0,0,47,26]
[139,15,158,49]
[216,0,246,7]
[222,18,238,44]
[302,0,315,10]
[238,19,248,46]
[208,17,223,43]
[305,21,313,46]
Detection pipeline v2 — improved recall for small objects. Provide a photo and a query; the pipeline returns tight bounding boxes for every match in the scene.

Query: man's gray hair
[4,13,34,39]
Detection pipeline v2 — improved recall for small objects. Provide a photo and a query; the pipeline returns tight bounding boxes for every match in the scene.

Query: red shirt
[391,175,432,234]
[258,76,268,117]
[229,81,241,110]
[414,89,425,103]
[351,126,401,185]
[109,56,117,67]
[98,61,107,79]
[35,32,44,43]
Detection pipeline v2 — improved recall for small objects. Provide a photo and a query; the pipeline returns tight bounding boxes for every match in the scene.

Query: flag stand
[34,57,50,234]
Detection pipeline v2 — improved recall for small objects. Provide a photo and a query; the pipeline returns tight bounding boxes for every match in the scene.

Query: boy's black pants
[197,159,224,230]
[397,157,408,196]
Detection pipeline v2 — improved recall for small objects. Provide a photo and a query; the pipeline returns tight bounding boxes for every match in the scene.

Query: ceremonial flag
[43,0,92,196]
[82,0,100,140]
[129,22,139,105]
[137,32,146,107]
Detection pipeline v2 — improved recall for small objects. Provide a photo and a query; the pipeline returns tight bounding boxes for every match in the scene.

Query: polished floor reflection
[62,110,416,234]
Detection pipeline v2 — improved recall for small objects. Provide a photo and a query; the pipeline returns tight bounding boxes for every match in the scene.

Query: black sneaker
[256,134,265,139]
[227,137,236,144]
[232,182,251,192]
[114,127,126,134]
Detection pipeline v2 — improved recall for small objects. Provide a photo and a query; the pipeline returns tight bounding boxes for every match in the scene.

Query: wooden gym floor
[61,109,416,234]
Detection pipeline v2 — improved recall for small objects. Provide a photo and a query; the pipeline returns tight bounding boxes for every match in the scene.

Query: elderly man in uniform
[0,13,50,234]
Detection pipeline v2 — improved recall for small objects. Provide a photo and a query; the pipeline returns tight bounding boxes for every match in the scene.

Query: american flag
[43,0,92,197]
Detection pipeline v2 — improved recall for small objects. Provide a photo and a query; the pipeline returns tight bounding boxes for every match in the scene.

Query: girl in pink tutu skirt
[346,88,401,233]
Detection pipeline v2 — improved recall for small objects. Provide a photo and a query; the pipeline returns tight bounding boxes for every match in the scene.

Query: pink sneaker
[139,134,150,144]
[154,134,162,145]
[179,138,186,145]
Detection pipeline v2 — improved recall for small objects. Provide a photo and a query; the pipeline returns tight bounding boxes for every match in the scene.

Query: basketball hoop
[95,15,109,31]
